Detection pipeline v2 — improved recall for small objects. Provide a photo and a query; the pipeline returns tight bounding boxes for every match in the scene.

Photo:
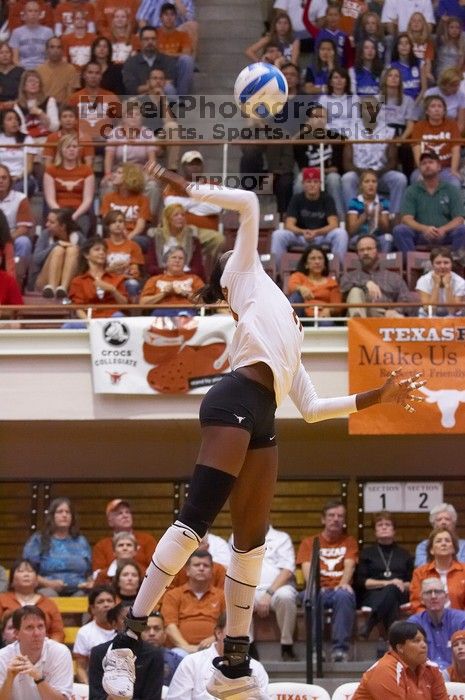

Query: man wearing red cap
[271,167,348,274]
[92,500,157,575]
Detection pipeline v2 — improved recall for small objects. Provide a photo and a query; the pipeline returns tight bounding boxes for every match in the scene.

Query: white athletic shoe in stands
[102,646,136,699]
[206,668,268,699]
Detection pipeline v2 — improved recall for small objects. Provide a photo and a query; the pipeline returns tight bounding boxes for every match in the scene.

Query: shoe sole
[42,288,54,298]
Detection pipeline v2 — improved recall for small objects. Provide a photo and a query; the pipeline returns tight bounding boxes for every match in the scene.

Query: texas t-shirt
[297,533,359,589]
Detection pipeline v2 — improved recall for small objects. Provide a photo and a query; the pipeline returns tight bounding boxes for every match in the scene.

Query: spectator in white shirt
[73,585,117,684]
[0,605,73,699]
[166,612,269,700]
[381,0,435,35]
[231,523,298,661]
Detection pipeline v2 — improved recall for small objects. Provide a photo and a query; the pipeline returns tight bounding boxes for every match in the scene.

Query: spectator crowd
[0,0,464,320]
[0,497,465,698]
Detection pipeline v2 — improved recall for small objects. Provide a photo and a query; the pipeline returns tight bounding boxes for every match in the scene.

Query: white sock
[224,543,266,639]
[131,521,201,618]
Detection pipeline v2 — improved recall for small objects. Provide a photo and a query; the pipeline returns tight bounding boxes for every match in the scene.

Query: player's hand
[144,163,189,196]
[379,369,426,413]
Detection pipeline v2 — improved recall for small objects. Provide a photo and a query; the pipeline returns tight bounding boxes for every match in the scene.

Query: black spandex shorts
[199,370,277,449]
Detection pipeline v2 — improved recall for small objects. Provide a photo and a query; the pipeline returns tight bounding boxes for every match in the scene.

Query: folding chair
[332,682,360,699]
[406,251,431,290]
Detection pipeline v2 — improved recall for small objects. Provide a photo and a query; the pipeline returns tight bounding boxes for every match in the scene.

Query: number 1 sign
[363,483,404,512]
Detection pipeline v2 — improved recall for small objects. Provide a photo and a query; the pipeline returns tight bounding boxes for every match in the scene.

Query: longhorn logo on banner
[348,318,465,434]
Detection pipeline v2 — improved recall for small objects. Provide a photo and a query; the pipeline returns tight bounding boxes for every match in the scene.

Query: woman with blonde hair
[103,8,139,64]
[424,67,465,133]
[436,17,465,78]
[100,163,152,251]
[14,69,59,141]
[152,203,205,278]
[407,12,434,84]
[410,528,465,613]
[44,133,95,236]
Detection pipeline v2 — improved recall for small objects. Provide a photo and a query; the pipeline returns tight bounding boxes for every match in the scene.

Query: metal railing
[304,536,323,683]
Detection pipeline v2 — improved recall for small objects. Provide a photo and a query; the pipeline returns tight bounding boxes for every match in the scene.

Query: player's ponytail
[192,251,232,305]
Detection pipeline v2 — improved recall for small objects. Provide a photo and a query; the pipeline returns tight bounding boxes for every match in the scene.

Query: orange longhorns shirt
[297,533,359,588]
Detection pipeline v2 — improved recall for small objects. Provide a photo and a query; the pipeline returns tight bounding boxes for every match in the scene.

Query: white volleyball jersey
[187,183,357,419]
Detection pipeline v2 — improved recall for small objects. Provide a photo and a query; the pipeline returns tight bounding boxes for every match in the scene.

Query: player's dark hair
[192,252,232,304]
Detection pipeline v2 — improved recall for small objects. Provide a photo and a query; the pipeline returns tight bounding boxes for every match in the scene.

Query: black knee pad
[179,464,236,538]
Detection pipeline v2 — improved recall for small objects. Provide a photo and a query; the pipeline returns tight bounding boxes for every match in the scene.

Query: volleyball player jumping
[103,167,425,700]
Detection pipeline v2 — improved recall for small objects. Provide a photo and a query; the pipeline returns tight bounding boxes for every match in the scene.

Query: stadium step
[195,0,265,174]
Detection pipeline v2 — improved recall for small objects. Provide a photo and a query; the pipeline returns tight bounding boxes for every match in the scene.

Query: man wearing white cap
[92,499,157,575]
[164,150,225,272]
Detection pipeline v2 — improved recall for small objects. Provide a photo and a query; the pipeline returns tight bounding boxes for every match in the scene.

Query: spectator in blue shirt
[354,39,383,96]
[315,6,352,68]
[389,33,424,100]
[415,503,465,566]
[23,497,92,596]
[408,578,465,670]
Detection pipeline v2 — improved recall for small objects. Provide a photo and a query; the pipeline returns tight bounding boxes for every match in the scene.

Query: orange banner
[348,318,465,434]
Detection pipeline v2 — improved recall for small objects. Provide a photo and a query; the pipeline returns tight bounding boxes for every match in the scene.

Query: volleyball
[234,62,288,120]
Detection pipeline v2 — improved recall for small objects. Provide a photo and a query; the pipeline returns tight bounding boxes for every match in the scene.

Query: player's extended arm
[289,367,425,423]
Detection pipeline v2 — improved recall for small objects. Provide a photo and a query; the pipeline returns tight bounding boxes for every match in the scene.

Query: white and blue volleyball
[234,63,288,119]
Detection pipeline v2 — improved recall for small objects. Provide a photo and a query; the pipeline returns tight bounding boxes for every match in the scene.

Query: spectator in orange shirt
[61,9,97,70]
[410,528,465,613]
[37,37,81,105]
[95,0,139,35]
[156,3,193,57]
[92,499,158,575]
[297,499,358,662]
[140,245,204,317]
[44,104,94,168]
[43,133,95,236]
[54,0,96,36]
[161,550,226,656]
[103,210,144,299]
[411,95,462,189]
[67,61,119,144]
[0,559,64,643]
[94,532,139,586]
[100,163,152,251]
[353,620,449,699]
[103,8,140,65]
[67,237,128,321]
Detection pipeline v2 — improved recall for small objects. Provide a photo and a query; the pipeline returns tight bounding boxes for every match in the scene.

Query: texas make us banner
[348,318,465,434]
